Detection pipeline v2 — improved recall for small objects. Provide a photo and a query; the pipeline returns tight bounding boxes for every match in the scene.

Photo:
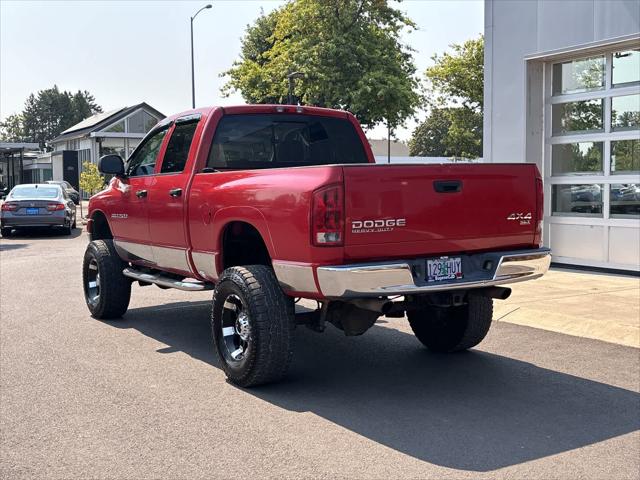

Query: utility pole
[287,72,305,104]
[387,121,391,164]
[190,4,212,109]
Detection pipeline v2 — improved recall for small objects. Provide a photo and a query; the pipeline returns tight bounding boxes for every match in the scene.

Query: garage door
[544,47,640,271]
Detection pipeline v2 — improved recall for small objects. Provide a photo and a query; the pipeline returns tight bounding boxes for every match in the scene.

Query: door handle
[135,189,148,198]
[169,188,182,198]
[433,180,462,193]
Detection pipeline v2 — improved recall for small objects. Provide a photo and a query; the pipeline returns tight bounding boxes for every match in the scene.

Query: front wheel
[211,265,295,387]
[82,239,131,319]
[1,227,11,237]
[407,295,493,352]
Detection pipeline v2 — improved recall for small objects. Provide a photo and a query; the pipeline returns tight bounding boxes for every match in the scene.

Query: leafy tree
[0,85,102,147]
[222,0,421,130]
[410,35,484,158]
[0,114,27,142]
[78,160,106,218]
[409,107,482,158]
[79,161,105,196]
[426,36,484,110]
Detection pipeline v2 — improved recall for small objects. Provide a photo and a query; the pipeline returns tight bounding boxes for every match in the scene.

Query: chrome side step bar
[122,267,214,291]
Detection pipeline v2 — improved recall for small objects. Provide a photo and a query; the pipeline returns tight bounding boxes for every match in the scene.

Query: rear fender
[210,206,276,267]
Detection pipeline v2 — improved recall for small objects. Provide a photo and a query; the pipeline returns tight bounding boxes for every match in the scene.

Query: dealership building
[47,103,164,192]
[484,0,639,271]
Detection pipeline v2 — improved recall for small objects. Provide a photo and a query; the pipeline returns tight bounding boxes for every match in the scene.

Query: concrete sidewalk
[494,268,640,348]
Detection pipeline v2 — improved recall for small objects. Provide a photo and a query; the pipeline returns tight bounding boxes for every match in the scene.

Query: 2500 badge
[352,218,406,234]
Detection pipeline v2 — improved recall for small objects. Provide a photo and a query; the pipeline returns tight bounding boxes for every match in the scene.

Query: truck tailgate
[343,164,539,261]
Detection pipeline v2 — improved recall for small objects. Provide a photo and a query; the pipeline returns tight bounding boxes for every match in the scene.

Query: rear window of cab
[206,114,368,170]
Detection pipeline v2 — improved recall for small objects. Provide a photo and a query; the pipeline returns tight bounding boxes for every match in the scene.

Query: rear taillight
[1,203,17,211]
[312,184,344,246]
[534,175,544,247]
[46,203,65,211]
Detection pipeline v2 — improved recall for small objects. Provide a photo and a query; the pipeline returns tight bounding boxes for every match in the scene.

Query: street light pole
[190,4,212,109]
[287,72,305,105]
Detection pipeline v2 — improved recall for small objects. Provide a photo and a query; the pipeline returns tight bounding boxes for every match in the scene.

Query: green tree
[409,107,482,158]
[79,161,105,196]
[410,35,484,159]
[222,0,421,130]
[426,36,484,110]
[0,114,26,142]
[1,86,102,147]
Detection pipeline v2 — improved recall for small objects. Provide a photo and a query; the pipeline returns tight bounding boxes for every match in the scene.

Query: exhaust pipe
[476,286,512,300]
[350,299,394,314]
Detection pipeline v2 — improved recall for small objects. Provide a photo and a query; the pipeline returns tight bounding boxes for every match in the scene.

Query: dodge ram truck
[83,104,551,387]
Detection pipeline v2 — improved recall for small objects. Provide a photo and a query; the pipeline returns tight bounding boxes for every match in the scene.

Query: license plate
[427,257,463,282]
[26,208,39,215]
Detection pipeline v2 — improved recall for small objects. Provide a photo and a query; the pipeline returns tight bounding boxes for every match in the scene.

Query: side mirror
[98,154,125,176]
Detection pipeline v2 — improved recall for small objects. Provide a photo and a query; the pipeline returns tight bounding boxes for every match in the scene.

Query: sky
[0,0,483,140]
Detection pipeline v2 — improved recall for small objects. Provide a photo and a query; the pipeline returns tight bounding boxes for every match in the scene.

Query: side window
[126,127,168,177]
[160,121,199,174]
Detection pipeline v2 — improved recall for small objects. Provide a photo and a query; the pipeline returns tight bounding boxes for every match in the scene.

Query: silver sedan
[1,184,77,237]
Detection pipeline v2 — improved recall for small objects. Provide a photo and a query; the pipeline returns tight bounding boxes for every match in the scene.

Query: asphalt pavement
[1,229,639,479]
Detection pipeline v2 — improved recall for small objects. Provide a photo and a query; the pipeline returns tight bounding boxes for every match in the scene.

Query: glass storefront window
[552,184,604,217]
[611,139,640,174]
[610,184,640,218]
[100,138,126,159]
[612,50,640,87]
[611,94,640,131]
[552,142,603,175]
[552,99,604,135]
[552,56,605,95]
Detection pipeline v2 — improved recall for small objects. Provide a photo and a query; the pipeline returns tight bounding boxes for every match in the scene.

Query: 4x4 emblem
[507,212,532,225]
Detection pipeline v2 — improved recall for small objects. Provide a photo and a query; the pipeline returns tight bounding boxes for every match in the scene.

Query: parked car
[46,180,80,204]
[83,104,551,387]
[1,183,77,237]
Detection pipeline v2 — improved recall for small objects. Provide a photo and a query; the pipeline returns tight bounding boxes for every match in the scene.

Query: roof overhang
[90,132,147,139]
[0,142,40,153]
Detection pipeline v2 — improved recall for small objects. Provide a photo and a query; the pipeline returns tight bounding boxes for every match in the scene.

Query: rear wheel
[82,239,131,319]
[211,265,295,387]
[407,295,493,352]
[1,227,11,237]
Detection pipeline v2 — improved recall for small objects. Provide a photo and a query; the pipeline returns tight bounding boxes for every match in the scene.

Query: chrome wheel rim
[220,294,251,364]
[86,258,100,306]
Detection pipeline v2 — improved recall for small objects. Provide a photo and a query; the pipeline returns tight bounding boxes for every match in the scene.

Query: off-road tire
[211,265,295,387]
[408,295,493,352]
[1,227,11,237]
[82,239,131,319]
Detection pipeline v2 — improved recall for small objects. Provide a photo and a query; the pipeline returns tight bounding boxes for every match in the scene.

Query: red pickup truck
[83,104,551,387]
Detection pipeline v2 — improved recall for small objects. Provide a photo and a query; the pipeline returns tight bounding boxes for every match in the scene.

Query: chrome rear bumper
[315,248,551,298]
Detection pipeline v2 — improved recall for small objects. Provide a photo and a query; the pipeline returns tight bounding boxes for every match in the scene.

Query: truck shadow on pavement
[118,301,640,472]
